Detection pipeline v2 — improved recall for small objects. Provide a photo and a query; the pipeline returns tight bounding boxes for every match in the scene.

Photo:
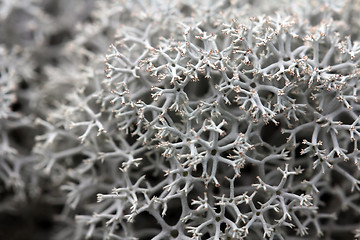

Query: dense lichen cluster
[1,0,360,239]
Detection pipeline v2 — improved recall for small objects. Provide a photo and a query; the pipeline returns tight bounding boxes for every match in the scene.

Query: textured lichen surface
[1,0,360,239]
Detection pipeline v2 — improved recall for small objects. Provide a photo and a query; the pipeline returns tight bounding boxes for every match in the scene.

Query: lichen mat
[0,0,360,239]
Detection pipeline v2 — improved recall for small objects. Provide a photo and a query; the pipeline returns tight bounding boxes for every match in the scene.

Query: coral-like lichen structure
[1,0,360,239]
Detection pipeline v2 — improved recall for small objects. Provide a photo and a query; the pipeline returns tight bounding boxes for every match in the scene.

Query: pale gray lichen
[1,0,360,240]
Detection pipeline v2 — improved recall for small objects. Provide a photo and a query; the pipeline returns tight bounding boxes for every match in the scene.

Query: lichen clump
[1,0,360,239]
